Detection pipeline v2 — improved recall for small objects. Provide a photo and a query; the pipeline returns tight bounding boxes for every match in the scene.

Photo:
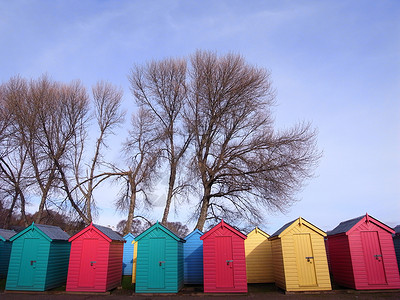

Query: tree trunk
[161,165,176,225]
[195,185,211,231]
[123,178,136,235]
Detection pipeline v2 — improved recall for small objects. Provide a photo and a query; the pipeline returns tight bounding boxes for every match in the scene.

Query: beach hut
[184,229,203,284]
[66,223,125,292]
[200,220,247,293]
[0,229,16,278]
[269,217,331,292]
[122,233,135,275]
[327,214,400,290]
[5,223,70,291]
[245,227,273,283]
[135,222,185,293]
[131,240,138,283]
[394,225,400,273]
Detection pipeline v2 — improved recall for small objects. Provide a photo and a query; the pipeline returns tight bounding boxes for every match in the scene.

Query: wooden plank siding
[66,223,124,292]
[6,224,70,291]
[135,222,185,293]
[326,234,355,288]
[271,238,286,290]
[184,229,203,284]
[201,220,247,293]
[245,228,273,283]
[327,214,400,290]
[122,233,135,275]
[269,218,331,292]
[131,240,138,283]
[0,241,12,278]
[394,235,400,274]
[44,241,71,290]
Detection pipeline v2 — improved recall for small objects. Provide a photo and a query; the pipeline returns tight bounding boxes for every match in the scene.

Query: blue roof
[35,224,70,240]
[327,215,364,236]
[93,224,125,241]
[0,228,17,241]
[270,219,296,238]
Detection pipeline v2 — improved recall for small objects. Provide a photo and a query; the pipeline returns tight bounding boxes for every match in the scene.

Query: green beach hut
[5,223,70,291]
[0,229,16,278]
[135,222,185,293]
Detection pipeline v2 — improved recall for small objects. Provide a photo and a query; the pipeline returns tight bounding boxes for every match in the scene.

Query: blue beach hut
[184,229,203,284]
[5,223,70,291]
[123,233,135,275]
[0,229,16,278]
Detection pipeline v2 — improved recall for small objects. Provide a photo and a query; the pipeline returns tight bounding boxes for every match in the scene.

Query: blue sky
[1,1,399,233]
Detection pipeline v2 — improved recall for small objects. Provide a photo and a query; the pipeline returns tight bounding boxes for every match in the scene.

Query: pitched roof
[200,219,247,240]
[327,215,364,236]
[135,222,185,243]
[185,228,203,240]
[394,225,400,235]
[93,224,125,241]
[247,227,270,238]
[123,232,135,240]
[270,220,295,238]
[35,224,70,240]
[270,217,326,239]
[0,228,17,241]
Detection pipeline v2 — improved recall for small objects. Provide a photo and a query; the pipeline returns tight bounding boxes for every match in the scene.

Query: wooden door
[294,234,317,286]
[216,236,234,288]
[79,239,98,287]
[149,238,166,289]
[361,231,387,285]
[18,238,39,287]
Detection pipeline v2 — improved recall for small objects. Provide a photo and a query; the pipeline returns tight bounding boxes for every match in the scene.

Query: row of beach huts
[0,213,400,293]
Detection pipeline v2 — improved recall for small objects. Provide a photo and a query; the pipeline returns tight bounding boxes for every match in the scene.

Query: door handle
[226,260,233,265]
[30,260,36,266]
[90,261,96,266]
[305,256,314,262]
[159,261,165,266]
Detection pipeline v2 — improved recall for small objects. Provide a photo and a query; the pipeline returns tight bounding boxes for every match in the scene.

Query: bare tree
[72,81,124,223]
[186,51,321,230]
[129,58,191,226]
[115,108,162,235]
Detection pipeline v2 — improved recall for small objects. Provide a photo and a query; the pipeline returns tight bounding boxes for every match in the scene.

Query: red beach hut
[66,223,125,292]
[327,214,400,290]
[200,220,247,293]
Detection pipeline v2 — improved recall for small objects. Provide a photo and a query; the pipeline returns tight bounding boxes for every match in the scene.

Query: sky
[1,0,399,234]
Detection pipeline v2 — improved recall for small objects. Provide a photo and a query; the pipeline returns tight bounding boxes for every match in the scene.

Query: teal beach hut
[184,229,203,284]
[0,229,16,278]
[5,223,70,291]
[135,222,185,293]
[123,233,135,275]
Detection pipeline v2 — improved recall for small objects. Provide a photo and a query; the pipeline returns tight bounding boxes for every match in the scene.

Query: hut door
[216,236,234,288]
[149,238,166,289]
[294,234,317,286]
[79,239,98,287]
[361,231,387,285]
[18,238,39,287]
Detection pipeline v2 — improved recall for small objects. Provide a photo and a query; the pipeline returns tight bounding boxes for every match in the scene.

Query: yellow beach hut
[245,227,273,283]
[131,240,138,283]
[268,217,331,292]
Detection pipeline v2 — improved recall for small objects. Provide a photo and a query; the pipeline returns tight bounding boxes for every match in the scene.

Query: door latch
[226,260,233,265]
[159,261,165,266]
[30,260,36,266]
[90,261,96,266]
[305,256,314,262]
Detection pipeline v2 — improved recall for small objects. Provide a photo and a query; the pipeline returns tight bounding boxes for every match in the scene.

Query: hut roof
[0,228,17,241]
[93,224,125,241]
[328,214,394,236]
[135,222,185,242]
[270,217,326,239]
